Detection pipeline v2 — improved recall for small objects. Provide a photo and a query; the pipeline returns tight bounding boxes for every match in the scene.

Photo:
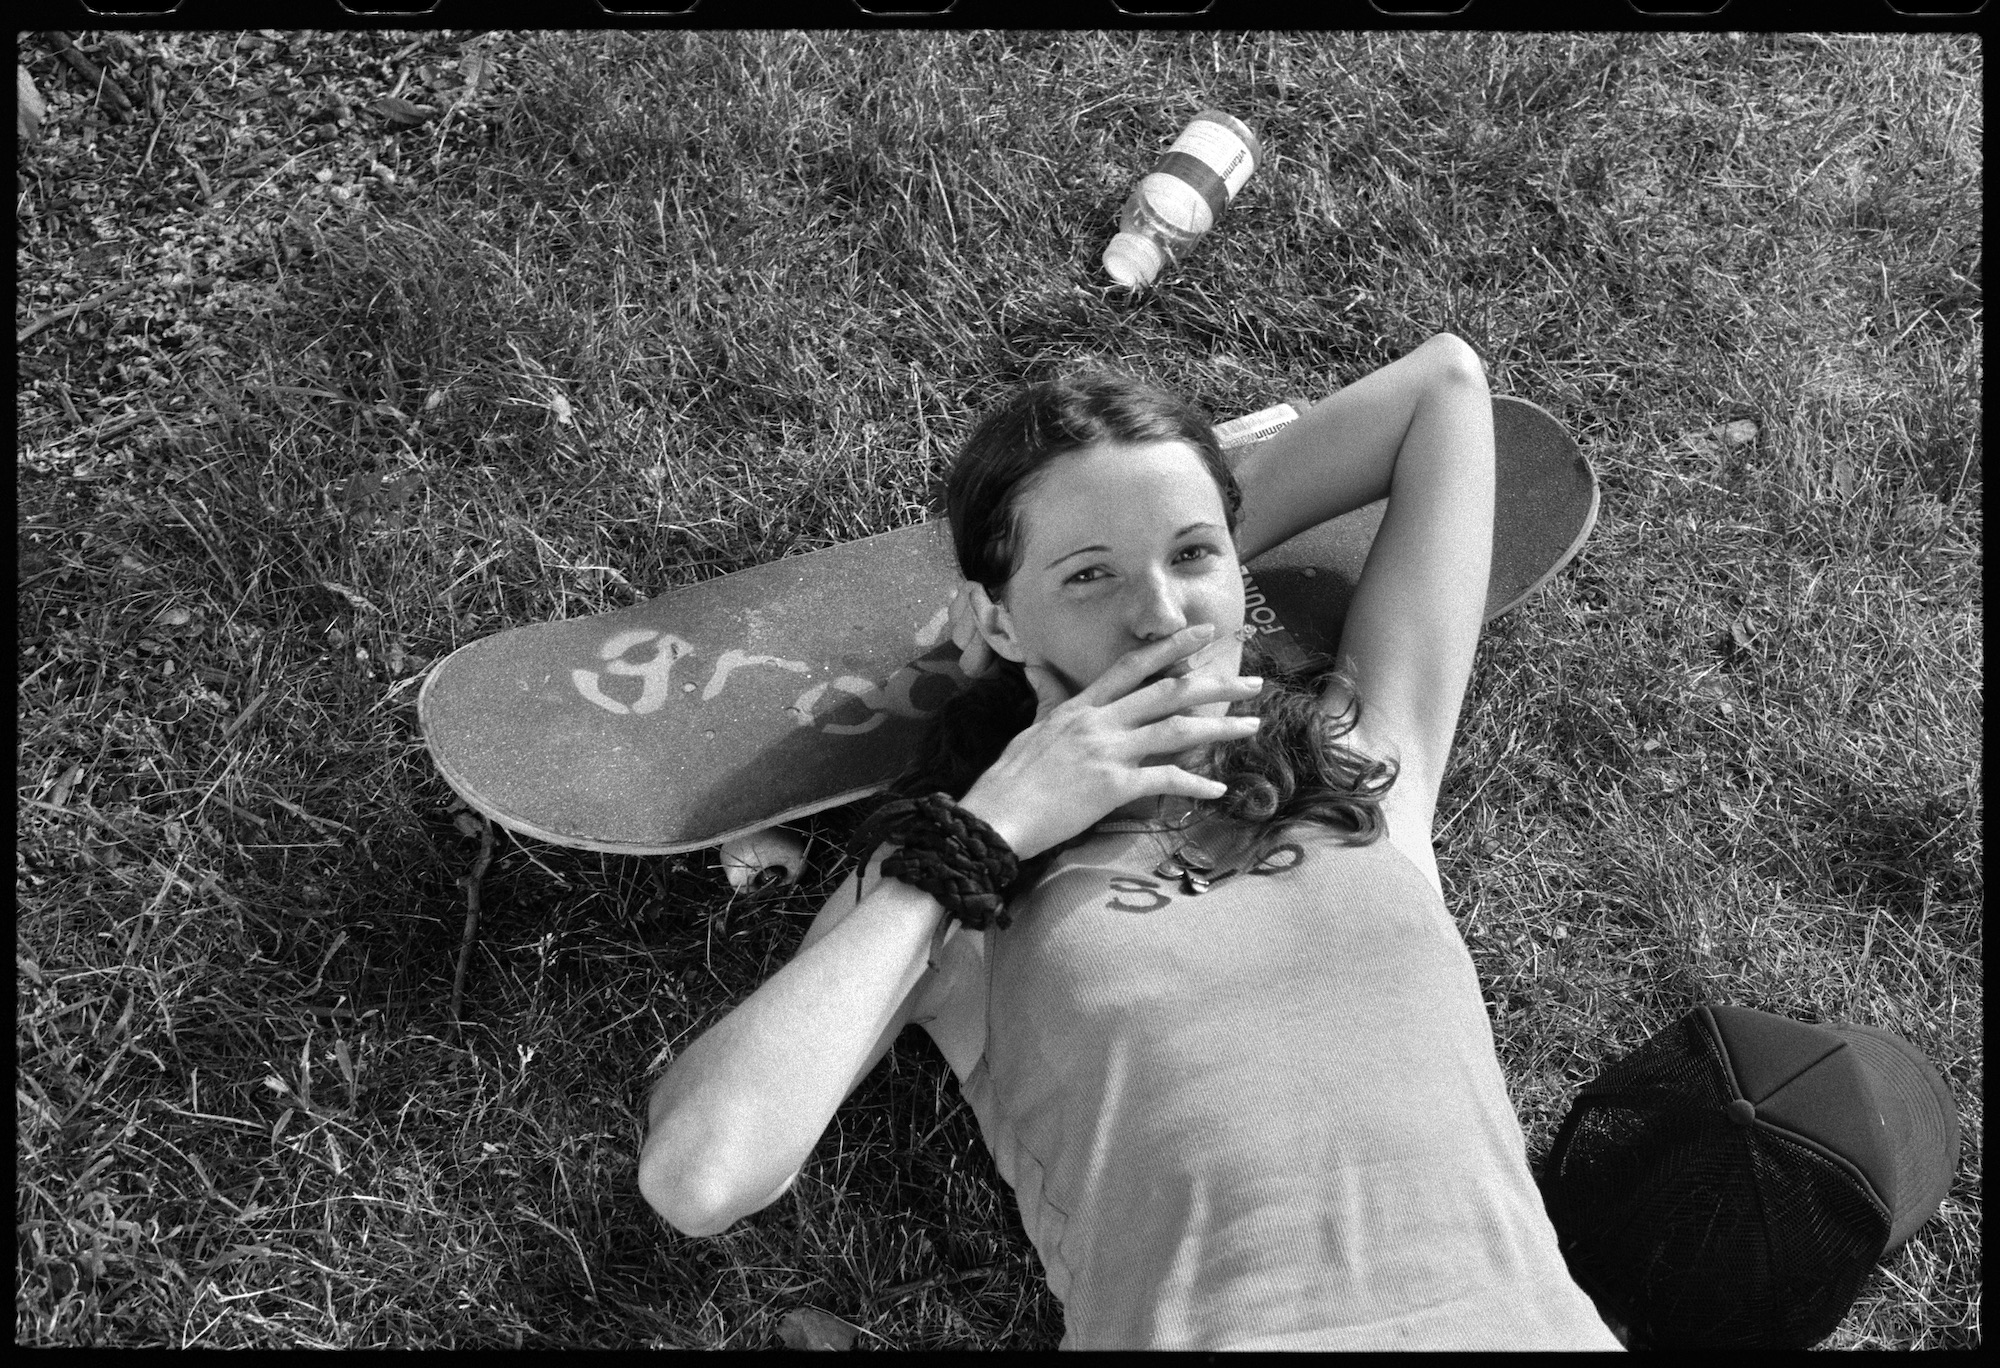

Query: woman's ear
[966,582,1027,663]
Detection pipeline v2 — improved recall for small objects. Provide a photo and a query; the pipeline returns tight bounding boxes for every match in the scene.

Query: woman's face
[980,439,1247,716]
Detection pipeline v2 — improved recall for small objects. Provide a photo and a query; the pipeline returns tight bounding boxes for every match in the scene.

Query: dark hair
[893,368,1396,863]
[947,370,1241,590]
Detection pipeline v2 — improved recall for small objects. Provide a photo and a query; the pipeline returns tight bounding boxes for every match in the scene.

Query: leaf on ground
[78,830,123,869]
[19,64,46,140]
[458,45,488,102]
[320,580,383,615]
[48,763,83,808]
[775,1306,860,1350]
[371,96,437,128]
[1717,419,1759,448]
[339,470,416,524]
[1691,672,1737,706]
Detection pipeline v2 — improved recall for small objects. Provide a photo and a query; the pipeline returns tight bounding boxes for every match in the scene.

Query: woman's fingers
[1134,764,1232,802]
[948,582,980,648]
[964,639,1258,855]
[1109,671,1264,726]
[1076,624,1219,708]
[948,584,998,678]
[1128,711,1262,757]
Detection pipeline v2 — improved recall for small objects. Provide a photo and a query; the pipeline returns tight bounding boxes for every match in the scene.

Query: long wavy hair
[882,369,1397,870]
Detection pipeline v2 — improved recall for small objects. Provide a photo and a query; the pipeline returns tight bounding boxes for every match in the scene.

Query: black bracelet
[847,792,1020,931]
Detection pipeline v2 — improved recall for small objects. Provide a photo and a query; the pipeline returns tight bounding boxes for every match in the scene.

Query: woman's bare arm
[638,854,945,1236]
[1230,333,1495,840]
[1231,333,1484,566]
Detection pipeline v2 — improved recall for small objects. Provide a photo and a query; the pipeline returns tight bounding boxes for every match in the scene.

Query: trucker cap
[1538,1003,1959,1349]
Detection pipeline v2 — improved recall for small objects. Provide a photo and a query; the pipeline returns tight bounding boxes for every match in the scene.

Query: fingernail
[1241,676,1264,688]
[1190,623,1217,639]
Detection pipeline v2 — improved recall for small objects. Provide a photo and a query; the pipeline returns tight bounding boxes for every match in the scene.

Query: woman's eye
[1068,546,1219,585]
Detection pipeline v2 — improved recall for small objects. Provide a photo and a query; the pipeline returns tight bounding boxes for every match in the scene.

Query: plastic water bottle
[1102,110,1265,288]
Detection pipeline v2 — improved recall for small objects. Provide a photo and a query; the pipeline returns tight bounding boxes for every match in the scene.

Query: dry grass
[17,30,1979,1348]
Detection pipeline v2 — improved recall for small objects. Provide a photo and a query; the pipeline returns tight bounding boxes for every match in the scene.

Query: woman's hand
[949,581,999,679]
[958,624,1262,860]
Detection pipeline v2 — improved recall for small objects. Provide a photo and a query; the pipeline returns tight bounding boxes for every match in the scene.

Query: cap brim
[1825,1021,1960,1252]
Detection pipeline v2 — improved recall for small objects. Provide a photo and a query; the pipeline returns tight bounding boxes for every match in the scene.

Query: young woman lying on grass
[639,334,1623,1350]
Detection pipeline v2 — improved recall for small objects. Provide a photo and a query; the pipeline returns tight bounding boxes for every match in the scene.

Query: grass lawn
[16,30,1980,1348]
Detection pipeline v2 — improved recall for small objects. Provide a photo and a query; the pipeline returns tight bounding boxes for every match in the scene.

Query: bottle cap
[1102,230,1165,288]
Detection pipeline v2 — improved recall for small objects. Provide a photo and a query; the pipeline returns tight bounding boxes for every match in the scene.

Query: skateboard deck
[419,395,1596,855]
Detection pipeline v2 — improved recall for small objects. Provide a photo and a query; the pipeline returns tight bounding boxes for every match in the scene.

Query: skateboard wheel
[718,829,808,890]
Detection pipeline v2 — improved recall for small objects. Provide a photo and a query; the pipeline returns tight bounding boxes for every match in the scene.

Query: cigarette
[1185,623,1258,672]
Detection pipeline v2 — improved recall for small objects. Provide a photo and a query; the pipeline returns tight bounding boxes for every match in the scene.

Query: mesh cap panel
[1541,1015,1891,1349]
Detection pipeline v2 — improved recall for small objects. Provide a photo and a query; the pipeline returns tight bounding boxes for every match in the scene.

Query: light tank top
[912,821,1622,1350]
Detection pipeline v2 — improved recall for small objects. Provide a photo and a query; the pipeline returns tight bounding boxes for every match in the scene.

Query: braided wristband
[848,792,1020,931]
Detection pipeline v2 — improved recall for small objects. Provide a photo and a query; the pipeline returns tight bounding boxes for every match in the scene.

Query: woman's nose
[1129,571,1188,641]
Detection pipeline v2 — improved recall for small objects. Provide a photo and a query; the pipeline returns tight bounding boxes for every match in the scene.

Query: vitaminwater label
[1172,118,1259,195]
[1213,402,1301,451]
[1154,116,1258,226]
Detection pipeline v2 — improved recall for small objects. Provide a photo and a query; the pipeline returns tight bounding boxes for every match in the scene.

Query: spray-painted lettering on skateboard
[419,519,980,853]
[567,608,963,735]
